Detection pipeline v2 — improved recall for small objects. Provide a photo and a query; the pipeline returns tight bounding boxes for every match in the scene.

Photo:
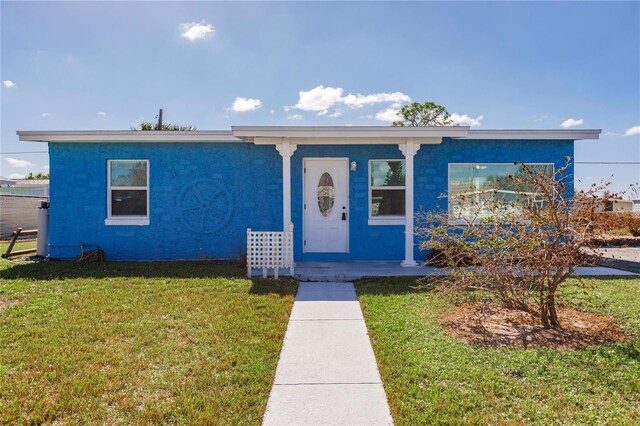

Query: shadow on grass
[354,276,439,296]
[0,260,298,297]
[355,274,640,297]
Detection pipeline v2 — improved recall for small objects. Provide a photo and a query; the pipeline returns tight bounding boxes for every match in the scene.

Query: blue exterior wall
[48,138,573,261]
[291,145,405,261]
[414,138,574,260]
[48,142,282,260]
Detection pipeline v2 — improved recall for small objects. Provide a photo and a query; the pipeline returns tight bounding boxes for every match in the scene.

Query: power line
[0,153,636,165]
[575,162,640,165]
[0,151,49,154]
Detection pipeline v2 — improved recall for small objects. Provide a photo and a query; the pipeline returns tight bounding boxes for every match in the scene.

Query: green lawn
[0,259,296,425]
[356,277,640,425]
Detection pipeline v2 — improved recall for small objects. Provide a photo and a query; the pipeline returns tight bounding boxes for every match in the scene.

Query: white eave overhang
[231,125,468,145]
[464,129,601,140]
[17,127,601,143]
[17,130,240,143]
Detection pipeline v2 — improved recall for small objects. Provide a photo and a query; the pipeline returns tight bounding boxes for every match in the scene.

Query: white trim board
[18,127,601,143]
[18,130,239,143]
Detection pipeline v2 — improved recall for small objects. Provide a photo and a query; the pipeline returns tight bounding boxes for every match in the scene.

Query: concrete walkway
[262,282,393,426]
[598,248,640,274]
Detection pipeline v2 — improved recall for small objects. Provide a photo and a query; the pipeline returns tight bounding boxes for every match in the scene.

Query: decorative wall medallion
[179,180,232,233]
[317,172,335,217]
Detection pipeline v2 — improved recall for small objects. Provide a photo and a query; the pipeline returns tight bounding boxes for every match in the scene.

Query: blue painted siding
[413,138,574,260]
[48,138,573,261]
[48,142,282,260]
[291,145,405,261]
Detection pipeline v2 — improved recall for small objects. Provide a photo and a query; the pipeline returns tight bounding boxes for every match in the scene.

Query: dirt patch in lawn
[440,304,628,349]
[0,298,19,311]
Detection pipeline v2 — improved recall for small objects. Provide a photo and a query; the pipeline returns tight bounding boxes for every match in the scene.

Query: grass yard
[0,258,296,424]
[356,276,640,425]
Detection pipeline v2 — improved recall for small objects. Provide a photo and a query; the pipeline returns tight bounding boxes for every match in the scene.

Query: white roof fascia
[464,129,601,140]
[231,125,470,139]
[251,136,444,145]
[17,130,240,143]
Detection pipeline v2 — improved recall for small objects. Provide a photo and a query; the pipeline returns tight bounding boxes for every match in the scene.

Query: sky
[1,1,639,195]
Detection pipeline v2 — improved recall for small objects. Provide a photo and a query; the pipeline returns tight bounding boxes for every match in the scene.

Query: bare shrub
[416,159,609,329]
[593,212,640,237]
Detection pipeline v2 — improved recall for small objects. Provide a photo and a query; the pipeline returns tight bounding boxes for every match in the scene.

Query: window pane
[111,190,147,216]
[371,160,405,187]
[111,161,147,187]
[449,164,553,220]
[371,189,405,216]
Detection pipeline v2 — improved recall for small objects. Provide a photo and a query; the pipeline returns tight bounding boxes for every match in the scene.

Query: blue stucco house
[18,126,600,266]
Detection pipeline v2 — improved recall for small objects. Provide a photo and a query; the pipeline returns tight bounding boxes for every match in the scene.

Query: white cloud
[41,112,50,117]
[450,113,484,127]
[328,110,343,118]
[4,157,34,168]
[375,107,401,122]
[287,114,304,121]
[43,165,50,171]
[97,111,107,116]
[9,173,25,179]
[342,92,411,108]
[230,97,263,112]
[295,86,345,114]
[293,85,411,115]
[560,118,584,128]
[179,21,215,41]
[624,125,640,136]
[2,80,16,89]
[270,109,275,114]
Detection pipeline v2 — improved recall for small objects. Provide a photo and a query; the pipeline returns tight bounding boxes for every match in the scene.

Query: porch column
[276,139,297,231]
[399,138,420,267]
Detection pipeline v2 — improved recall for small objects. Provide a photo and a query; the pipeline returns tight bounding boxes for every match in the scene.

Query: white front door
[303,158,349,253]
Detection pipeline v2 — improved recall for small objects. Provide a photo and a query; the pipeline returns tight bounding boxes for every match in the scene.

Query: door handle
[341,212,347,220]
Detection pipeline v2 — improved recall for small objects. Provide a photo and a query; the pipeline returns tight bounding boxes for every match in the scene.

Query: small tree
[416,159,608,329]
[25,172,49,180]
[132,122,197,131]
[392,101,455,127]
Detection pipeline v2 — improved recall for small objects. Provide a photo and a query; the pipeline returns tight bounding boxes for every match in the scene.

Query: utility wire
[0,151,49,154]
[0,153,637,165]
[575,162,640,165]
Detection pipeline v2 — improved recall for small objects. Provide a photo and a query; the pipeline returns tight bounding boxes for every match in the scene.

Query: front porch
[232,126,463,267]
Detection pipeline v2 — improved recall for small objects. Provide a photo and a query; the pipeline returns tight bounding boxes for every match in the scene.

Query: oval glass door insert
[317,172,335,217]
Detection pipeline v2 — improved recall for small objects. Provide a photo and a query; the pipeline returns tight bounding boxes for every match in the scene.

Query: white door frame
[302,157,350,253]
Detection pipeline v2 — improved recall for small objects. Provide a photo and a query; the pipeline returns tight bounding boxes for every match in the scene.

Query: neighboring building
[0,176,16,187]
[0,178,49,197]
[600,198,635,212]
[0,177,49,238]
[18,126,600,263]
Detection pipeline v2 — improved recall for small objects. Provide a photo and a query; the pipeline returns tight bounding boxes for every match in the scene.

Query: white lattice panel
[247,223,294,278]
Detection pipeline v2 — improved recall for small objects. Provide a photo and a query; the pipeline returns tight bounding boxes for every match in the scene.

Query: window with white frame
[106,160,149,225]
[369,160,405,222]
[448,163,554,223]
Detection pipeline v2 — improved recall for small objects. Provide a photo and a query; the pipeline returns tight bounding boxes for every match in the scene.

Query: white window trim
[447,162,555,225]
[368,159,406,226]
[106,159,150,226]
